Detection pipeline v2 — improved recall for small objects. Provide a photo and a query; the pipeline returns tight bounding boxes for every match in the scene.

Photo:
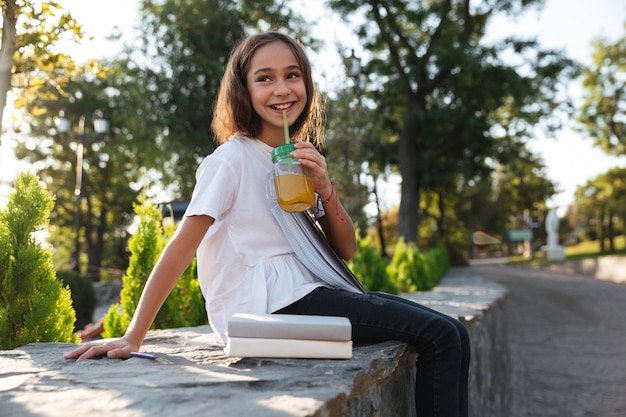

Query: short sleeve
[184,155,239,220]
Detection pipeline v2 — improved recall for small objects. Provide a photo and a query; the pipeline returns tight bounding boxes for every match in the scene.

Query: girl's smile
[247,41,307,147]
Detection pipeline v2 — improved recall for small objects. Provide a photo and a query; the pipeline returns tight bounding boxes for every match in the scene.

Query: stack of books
[224,313,353,359]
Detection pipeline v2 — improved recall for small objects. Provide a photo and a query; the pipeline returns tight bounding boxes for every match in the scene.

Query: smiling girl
[65,31,469,417]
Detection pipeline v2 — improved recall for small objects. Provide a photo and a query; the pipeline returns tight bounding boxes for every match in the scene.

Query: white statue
[542,210,565,260]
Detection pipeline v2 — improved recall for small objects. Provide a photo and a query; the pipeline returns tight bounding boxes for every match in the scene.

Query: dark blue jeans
[275,287,470,417]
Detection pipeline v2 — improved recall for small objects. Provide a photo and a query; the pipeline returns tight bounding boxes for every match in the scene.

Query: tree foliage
[0,172,78,349]
[123,0,309,198]
[14,0,307,274]
[3,2,114,275]
[327,0,577,243]
[578,22,626,157]
[0,0,86,143]
[574,168,626,252]
[454,138,555,244]
[10,0,582,272]
[324,79,394,239]
[17,72,138,277]
[573,22,625,253]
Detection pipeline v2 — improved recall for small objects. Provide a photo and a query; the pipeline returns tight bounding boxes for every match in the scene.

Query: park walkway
[471,259,626,417]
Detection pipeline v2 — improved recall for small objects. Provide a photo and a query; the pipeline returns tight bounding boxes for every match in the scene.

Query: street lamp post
[56,110,109,273]
[345,50,388,257]
[347,49,367,92]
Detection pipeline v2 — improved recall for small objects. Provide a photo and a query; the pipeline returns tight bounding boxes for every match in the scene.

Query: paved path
[471,260,626,417]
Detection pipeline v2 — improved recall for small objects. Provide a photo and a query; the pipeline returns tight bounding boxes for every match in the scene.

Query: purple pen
[130,351,158,360]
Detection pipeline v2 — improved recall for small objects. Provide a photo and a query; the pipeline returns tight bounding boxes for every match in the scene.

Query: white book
[271,206,366,294]
[224,337,353,359]
[227,313,351,341]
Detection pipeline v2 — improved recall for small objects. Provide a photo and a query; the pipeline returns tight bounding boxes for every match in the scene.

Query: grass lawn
[508,235,625,264]
[565,235,625,260]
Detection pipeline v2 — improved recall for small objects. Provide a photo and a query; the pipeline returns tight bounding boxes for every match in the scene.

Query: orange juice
[274,174,315,212]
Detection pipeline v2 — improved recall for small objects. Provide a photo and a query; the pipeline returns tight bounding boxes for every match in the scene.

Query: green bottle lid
[271,143,296,162]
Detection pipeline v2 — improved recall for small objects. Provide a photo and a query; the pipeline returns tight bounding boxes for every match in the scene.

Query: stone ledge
[0,266,508,417]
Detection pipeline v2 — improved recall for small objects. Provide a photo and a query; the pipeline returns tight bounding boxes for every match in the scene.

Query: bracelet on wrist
[321,182,336,204]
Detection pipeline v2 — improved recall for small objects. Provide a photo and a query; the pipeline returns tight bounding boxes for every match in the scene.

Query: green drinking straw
[282,110,290,144]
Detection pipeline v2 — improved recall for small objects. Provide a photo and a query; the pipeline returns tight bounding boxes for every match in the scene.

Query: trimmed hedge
[348,233,450,294]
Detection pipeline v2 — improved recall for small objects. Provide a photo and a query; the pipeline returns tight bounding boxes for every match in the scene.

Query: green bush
[102,196,206,338]
[175,254,206,327]
[386,238,450,293]
[0,173,78,349]
[345,231,451,295]
[56,269,96,332]
[387,238,421,293]
[423,241,451,288]
[347,231,396,293]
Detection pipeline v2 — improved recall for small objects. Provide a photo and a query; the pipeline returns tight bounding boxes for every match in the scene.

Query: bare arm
[316,189,357,260]
[292,142,357,260]
[64,215,214,361]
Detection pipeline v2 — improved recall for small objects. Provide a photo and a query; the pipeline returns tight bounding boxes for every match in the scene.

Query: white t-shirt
[184,135,326,343]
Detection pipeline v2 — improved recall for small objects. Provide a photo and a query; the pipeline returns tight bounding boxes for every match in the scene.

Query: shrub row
[104,198,451,337]
[1,175,451,347]
[348,236,450,294]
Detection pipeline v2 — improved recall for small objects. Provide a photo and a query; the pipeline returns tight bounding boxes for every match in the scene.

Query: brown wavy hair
[211,31,325,148]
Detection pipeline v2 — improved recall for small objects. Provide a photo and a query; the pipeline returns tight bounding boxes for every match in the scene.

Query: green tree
[578,22,626,156]
[124,0,308,198]
[575,23,626,251]
[575,168,626,252]
[325,71,395,248]
[16,73,138,278]
[0,0,84,143]
[328,0,577,243]
[14,1,313,275]
[0,172,78,349]
[4,2,119,276]
[465,140,555,240]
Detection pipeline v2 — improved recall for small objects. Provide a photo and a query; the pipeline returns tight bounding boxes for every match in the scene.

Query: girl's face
[246,41,307,146]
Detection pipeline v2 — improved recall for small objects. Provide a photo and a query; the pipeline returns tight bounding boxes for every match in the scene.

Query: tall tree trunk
[608,208,615,253]
[397,116,421,243]
[84,194,94,277]
[0,0,18,143]
[84,194,102,281]
[89,205,107,281]
[437,190,445,240]
[371,179,387,257]
[599,206,606,252]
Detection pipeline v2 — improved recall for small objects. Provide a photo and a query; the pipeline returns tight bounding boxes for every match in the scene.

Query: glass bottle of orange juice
[270,143,315,212]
